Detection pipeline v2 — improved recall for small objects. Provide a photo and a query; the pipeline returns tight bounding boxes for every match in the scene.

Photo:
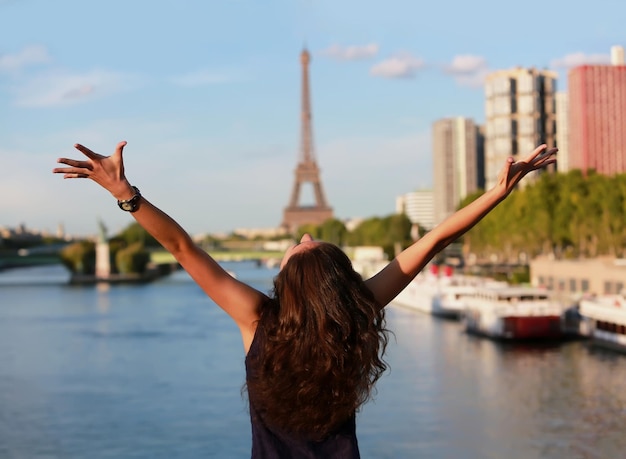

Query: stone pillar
[95,242,111,279]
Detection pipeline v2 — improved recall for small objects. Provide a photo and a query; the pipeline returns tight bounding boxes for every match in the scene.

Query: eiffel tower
[281,48,333,233]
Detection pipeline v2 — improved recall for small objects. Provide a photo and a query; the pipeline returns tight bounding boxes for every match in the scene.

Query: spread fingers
[74,143,103,160]
[55,158,93,170]
[51,166,90,179]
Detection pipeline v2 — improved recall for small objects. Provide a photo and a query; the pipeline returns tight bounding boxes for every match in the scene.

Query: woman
[53,141,556,458]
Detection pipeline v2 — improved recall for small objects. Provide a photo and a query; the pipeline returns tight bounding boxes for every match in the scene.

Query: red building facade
[568,65,626,175]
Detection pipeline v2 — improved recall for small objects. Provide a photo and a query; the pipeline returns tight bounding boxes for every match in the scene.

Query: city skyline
[0,0,623,237]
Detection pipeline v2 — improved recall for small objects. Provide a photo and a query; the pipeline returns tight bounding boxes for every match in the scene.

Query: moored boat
[578,293,626,353]
[393,265,491,317]
[431,284,479,319]
[463,285,566,340]
[392,270,440,314]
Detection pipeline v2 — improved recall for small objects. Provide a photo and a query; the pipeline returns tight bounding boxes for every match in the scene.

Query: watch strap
[117,186,142,212]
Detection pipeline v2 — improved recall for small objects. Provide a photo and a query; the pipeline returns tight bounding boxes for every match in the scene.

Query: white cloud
[443,54,490,88]
[0,45,142,108]
[445,55,488,75]
[0,45,51,73]
[551,52,611,68]
[13,69,141,107]
[319,43,379,61]
[370,53,425,79]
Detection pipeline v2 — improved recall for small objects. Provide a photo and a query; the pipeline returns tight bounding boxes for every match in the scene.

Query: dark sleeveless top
[245,325,361,459]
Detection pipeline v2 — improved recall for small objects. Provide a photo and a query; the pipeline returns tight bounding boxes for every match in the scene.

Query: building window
[569,278,577,292]
[581,279,589,292]
[604,281,613,294]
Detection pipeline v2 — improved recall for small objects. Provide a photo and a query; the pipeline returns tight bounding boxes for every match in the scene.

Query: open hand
[53,141,134,200]
[496,144,557,198]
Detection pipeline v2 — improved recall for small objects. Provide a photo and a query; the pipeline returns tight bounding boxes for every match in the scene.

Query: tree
[346,217,384,246]
[116,242,151,274]
[319,219,348,246]
[59,241,96,274]
[296,223,323,241]
[345,214,412,259]
[116,222,160,248]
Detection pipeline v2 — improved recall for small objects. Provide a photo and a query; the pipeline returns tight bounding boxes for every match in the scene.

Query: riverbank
[0,253,61,271]
[69,261,181,285]
[150,249,283,264]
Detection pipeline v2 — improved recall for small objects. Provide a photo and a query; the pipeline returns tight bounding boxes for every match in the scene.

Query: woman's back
[246,323,361,459]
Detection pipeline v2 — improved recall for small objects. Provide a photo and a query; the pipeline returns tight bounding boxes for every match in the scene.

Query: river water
[0,263,624,459]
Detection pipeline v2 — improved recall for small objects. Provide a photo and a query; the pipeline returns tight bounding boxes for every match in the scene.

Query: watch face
[118,187,141,212]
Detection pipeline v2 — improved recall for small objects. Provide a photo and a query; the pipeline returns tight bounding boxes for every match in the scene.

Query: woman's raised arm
[53,141,265,350]
[365,144,557,308]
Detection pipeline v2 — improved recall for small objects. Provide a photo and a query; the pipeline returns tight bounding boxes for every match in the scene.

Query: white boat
[431,284,480,319]
[578,293,626,352]
[392,270,441,314]
[392,265,487,317]
[463,285,566,340]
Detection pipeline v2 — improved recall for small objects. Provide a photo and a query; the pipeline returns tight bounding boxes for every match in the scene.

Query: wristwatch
[117,186,142,212]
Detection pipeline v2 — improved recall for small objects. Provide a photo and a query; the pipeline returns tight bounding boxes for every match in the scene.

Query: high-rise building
[432,117,484,225]
[568,46,626,175]
[396,190,435,231]
[555,91,570,172]
[612,45,625,66]
[484,68,557,188]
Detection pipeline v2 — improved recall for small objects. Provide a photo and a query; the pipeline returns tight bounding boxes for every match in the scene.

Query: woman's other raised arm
[365,144,557,308]
[53,141,265,350]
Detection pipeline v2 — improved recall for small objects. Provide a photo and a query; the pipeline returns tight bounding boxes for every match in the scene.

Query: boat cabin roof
[474,286,550,301]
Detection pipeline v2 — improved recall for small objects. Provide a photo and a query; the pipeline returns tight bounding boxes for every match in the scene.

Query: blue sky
[0,0,622,238]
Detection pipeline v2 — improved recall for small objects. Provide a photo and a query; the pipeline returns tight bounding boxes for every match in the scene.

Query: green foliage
[463,170,626,261]
[225,233,247,241]
[378,214,413,259]
[296,219,348,246]
[295,214,413,259]
[115,242,151,274]
[116,222,160,248]
[319,219,348,246]
[42,236,66,245]
[59,237,150,275]
[346,217,384,246]
[296,223,323,240]
[59,240,96,274]
[509,266,530,284]
[199,234,223,251]
[107,238,128,274]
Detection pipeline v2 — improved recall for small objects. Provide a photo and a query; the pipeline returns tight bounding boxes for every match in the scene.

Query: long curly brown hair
[246,242,389,441]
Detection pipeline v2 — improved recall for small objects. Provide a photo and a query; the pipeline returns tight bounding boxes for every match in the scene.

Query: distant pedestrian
[53,142,556,458]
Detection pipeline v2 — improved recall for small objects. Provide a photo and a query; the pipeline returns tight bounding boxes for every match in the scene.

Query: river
[0,263,624,458]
